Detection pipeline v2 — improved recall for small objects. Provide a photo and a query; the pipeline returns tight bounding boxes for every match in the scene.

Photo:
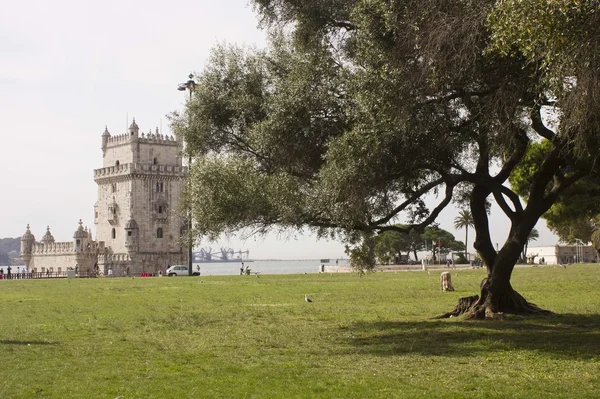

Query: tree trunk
[437,234,553,319]
[435,277,552,319]
[522,243,528,263]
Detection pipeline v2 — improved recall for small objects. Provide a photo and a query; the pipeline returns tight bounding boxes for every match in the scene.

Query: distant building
[525,245,598,265]
[20,119,188,275]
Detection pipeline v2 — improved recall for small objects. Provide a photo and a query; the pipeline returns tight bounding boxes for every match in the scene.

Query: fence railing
[0,271,70,279]
[0,271,160,279]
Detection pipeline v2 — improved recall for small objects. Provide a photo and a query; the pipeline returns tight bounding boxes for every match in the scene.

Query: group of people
[240,262,251,275]
[0,266,35,279]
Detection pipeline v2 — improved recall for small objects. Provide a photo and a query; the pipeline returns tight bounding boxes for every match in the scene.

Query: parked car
[166,265,200,276]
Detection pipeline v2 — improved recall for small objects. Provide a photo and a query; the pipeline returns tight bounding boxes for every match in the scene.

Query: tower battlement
[31,240,104,255]
[93,163,188,182]
[101,120,184,169]
[103,131,179,148]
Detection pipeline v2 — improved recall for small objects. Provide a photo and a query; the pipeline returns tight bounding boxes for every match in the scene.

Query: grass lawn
[1,264,599,398]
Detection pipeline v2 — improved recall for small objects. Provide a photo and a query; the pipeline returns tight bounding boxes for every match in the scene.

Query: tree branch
[530,103,555,140]
[369,177,446,226]
[494,128,529,184]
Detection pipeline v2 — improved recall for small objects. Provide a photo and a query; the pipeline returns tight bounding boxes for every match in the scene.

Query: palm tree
[522,228,539,262]
[454,210,474,258]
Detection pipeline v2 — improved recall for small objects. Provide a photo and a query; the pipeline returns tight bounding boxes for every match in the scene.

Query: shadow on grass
[345,313,600,360]
[0,340,57,346]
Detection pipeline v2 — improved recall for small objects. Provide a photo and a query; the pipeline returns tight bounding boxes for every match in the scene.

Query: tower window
[112,183,117,193]
[156,182,164,192]
[112,228,116,239]
[115,160,120,167]
[158,205,164,214]
[153,157,157,165]
[128,231,132,237]
[157,228,163,239]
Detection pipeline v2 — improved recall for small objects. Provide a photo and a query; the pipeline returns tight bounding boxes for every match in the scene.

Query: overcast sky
[0,0,558,259]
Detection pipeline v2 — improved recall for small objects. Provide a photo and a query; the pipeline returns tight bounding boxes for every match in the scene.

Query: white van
[166,265,201,276]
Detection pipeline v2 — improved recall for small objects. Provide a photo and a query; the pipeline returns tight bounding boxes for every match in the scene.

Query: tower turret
[128,118,139,138]
[73,219,89,253]
[20,224,36,268]
[124,218,139,253]
[102,126,111,154]
[40,226,55,244]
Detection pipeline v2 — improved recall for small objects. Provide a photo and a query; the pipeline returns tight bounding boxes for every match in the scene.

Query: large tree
[171,0,600,319]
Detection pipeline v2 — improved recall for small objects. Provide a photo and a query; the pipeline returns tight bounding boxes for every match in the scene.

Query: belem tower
[20,119,189,275]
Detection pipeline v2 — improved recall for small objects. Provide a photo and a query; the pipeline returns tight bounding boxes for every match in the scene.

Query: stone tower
[19,224,36,269]
[93,120,187,275]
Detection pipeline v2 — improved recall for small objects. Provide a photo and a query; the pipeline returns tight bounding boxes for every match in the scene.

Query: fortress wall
[30,253,78,272]
[137,140,181,167]
[98,252,184,276]
[103,133,180,168]
[32,241,75,255]
[103,139,136,167]
[95,179,132,253]
[133,177,184,254]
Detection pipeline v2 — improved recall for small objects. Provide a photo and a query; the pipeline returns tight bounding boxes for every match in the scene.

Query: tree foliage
[171,0,600,317]
[510,142,600,244]
[373,225,463,265]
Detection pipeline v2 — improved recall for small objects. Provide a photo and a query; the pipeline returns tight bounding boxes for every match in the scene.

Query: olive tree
[171,0,600,318]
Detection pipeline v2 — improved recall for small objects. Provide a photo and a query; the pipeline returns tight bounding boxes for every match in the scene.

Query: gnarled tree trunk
[436,276,551,320]
[438,184,555,320]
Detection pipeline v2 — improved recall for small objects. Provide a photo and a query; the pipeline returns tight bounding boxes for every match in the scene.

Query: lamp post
[178,74,196,276]
[574,238,584,264]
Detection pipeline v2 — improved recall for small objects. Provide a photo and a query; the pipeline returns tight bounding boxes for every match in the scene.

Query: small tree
[522,228,539,262]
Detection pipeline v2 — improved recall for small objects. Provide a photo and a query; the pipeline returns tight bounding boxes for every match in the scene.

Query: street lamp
[574,238,584,264]
[178,74,196,276]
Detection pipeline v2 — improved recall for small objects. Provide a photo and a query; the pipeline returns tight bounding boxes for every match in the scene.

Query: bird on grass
[304,295,313,303]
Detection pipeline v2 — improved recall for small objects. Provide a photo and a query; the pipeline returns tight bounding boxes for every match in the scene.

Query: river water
[193,259,345,276]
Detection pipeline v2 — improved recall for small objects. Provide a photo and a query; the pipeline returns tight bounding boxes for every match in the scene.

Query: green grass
[1,264,599,398]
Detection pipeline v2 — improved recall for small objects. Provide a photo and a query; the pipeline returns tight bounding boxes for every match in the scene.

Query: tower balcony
[107,213,118,225]
[154,213,168,222]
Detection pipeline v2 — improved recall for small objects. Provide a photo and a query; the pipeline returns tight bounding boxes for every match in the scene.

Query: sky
[0,0,559,260]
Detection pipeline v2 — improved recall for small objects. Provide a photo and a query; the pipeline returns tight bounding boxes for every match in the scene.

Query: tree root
[435,278,554,320]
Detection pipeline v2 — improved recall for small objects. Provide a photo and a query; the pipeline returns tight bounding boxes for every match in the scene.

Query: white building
[525,245,598,265]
